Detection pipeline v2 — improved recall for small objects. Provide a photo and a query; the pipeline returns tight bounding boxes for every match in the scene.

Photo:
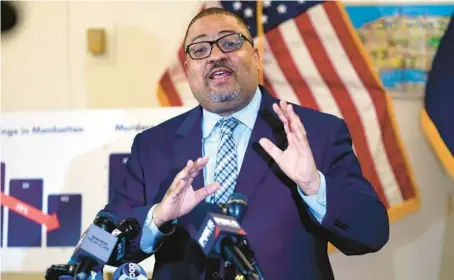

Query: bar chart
[0,161,83,248]
[8,178,43,247]
[0,102,191,272]
[108,153,131,203]
[47,194,82,247]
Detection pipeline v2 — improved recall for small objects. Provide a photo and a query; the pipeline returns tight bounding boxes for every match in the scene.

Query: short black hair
[183,7,253,48]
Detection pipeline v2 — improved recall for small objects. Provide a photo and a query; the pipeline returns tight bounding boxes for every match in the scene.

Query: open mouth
[208,68,233,80]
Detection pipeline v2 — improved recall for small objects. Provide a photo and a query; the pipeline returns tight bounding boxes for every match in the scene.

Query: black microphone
[44,264,103,280]
[46,213,128,280]
[222,193,265,280]
[70,212,119,280]
[195,204,259,280]
[45,212,115,280]
[45,264,77,280]
[111,217,141,239]
[107,218,141,266]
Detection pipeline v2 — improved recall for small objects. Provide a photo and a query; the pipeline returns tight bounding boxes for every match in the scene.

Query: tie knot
[217,117,239,135]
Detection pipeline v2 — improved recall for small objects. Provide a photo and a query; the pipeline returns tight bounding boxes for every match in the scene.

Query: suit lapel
[235,87,287,200]
[173,106,205,192]
[173,107,218,236]
[172,88,286,205]
[172,88,286,236]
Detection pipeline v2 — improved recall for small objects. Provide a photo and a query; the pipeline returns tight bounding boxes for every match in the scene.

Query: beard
[205,82,241,103]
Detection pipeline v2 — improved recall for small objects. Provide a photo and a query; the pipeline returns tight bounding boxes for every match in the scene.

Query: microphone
[44,264,104,280]
[195,207,259,280]
[107,218,141,266]
[68,212,117,263]
[111,218,141,239]
[112,262,148,280]
[70,212,119,279]
[221,193,248,222]
[45,264,76,280]
[222,193,265,280]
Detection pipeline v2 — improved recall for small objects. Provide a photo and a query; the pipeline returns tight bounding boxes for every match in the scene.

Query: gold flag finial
[256,0,264,85]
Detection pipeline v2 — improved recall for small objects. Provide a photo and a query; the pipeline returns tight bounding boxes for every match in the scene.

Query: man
[101,7,389,280]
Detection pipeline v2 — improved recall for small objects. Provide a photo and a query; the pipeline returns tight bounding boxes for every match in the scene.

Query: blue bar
[1,162,4,247]
[7,179,43,247]
[47,194,82,247]
[108,153,130,203]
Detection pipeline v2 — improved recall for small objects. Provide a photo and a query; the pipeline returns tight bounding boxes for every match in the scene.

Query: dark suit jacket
[101,86,390,280]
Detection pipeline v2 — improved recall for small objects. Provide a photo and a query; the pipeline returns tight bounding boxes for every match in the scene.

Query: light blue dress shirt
[140,87,327,253]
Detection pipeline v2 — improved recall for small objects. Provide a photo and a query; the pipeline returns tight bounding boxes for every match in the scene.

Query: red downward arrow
[0,192,60,231]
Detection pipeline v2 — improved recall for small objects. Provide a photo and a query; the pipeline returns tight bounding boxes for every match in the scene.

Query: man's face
[184,14,260,115]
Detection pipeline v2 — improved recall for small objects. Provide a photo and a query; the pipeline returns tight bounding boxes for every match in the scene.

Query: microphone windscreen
[115,218,141,239]
[95,211,117,223]
[224,193,248,223]
[93,212,117,233]
[190,202,223,230]
[228,193,248,203]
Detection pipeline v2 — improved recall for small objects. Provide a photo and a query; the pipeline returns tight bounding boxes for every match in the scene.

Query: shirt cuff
[140,204,177,254]
[298,171,327,223]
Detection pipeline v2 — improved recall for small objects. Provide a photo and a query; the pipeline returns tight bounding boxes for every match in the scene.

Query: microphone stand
[234,271,261,280]
[237,239,264,280]
[221,238,262,280]
[73,257,97,280]
[224,261,237,280]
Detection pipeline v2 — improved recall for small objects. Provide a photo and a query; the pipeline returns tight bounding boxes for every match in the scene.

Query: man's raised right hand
[152,156,220,228]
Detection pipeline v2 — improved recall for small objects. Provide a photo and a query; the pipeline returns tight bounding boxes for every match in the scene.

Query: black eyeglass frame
[185,33,254,60]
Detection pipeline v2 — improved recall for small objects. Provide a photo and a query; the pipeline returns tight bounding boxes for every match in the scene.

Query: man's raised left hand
[259,100,320,196]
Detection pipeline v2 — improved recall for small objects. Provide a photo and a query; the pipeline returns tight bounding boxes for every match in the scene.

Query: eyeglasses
[185,33,254,60]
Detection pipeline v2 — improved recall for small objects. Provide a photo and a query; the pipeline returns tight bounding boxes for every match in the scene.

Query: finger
[188,158,202,178]
[273,103,290,134]
[189,156,208,178]
[287,104,306,135]
[288,132,305,155]
[259,138,283,163]
[176,156,209,194]
[287,104,307,142]
[172,180,190,201]
[287,131,296,147]
[177,160,193,181]
[197,156,209,169]
[273,103,289,125]
[172,176,194,199]
[194,182,221,204]
[279,99,289,117]
[280,100,294,126]
[170,159,193,193]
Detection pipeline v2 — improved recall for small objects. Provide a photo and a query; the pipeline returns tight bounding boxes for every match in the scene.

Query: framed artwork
[346,4,454,98]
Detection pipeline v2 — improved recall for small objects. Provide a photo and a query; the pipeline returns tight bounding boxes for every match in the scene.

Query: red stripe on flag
[295,12,389,207]
[160,71,183,106]
[324,2,415,200]
[157,3,205,104]
[265,29,319,110]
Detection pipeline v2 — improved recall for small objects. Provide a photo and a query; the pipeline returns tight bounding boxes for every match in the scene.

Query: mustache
[206,61,234,77]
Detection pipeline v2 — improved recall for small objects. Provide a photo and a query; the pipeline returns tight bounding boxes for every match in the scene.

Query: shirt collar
[202,87,262,138]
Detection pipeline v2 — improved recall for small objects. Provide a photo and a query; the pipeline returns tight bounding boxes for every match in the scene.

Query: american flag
[156,0,420,222]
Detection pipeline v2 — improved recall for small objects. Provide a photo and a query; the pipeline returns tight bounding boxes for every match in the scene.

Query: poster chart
[0,107,192,272]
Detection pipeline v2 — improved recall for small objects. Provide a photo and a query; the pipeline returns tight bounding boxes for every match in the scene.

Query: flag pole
[256,0,264,85]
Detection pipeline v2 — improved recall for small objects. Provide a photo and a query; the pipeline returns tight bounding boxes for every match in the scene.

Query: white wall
[1,0,202,111]
[330,98,454,280]
[1,1,453,279]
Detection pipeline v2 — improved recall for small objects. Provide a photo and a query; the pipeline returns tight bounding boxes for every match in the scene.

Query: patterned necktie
[210,117,240,204]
